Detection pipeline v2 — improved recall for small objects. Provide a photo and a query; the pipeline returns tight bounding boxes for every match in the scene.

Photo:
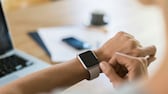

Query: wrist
[94,49,102,61]
[74,57,90,80]
[77,50,101,80]
[94,48,107,62]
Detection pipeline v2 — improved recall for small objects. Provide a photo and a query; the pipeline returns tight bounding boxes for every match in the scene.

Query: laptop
[0,1,50,86]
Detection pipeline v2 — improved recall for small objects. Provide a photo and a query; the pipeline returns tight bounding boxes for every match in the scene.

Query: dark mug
[90,10,108,26]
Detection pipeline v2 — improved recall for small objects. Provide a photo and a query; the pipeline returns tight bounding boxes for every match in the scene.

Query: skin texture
[100,52,155,87]
[101,0,168,94]
[0,31,156,94]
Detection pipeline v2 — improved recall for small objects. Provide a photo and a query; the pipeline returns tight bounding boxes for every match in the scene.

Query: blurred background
[3,0,165,73]
[4,0,52,11]
[1,0,166,93]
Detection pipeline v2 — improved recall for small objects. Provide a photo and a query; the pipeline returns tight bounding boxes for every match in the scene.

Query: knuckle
[123,34,134,40]
[127,39,134,43]
[124,35,132,40]
[151,46,157,54]
[127,39,137,49]
[132,49,141,57]
[117,31,125,36]
[129,39,137,45]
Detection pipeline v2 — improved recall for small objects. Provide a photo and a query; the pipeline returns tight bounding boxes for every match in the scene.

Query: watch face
[79,51,99,67]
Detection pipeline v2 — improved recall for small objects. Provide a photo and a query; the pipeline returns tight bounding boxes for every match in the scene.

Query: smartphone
[62,37,91,50]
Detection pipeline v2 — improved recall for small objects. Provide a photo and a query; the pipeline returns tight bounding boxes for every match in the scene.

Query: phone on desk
[62,37,91,50]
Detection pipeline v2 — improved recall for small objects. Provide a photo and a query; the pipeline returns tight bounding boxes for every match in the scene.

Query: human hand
[95,32,156,62]
[95,31,139,61]
[100,52,156,87]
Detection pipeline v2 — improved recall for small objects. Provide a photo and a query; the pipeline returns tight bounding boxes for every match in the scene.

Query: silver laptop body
[0,1,50,86]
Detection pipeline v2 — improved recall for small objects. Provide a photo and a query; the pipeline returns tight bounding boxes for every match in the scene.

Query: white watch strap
[88,65,100,80]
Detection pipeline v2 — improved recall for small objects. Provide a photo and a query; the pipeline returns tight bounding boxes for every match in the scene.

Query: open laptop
[0,1,50,86]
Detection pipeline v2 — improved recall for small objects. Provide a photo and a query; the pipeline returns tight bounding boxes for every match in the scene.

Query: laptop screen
[0,2,13,55]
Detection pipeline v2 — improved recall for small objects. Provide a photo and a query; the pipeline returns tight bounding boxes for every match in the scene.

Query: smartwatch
[77,50,100,80]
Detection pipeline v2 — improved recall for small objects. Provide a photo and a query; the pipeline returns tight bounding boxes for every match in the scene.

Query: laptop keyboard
[0,55,33,78]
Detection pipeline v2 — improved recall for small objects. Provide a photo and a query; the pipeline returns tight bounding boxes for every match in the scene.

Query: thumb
[100,62,124,86]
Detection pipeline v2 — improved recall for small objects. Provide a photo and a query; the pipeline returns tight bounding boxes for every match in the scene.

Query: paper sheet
[38,26,108,62]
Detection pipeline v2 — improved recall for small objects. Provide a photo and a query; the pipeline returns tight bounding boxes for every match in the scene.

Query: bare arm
[0,32,153,94]
[0,58,89,94]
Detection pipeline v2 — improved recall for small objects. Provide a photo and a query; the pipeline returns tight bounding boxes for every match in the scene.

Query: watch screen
[79,51,99,67]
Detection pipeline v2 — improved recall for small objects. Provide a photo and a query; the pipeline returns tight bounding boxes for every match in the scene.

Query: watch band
[77,50,100,80]
[88,65,101,80]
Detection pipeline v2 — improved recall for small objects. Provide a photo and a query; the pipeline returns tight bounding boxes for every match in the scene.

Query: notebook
[0,1,50,86]
[28,32,51,56]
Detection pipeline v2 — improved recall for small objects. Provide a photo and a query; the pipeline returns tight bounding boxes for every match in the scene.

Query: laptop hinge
[0,50,14,59]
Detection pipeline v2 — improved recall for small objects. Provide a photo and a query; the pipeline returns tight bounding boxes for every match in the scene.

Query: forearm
[0,58,89,94]
[0,31,149,94]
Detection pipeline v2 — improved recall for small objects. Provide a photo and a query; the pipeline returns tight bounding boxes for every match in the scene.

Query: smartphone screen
[62,37,91,50]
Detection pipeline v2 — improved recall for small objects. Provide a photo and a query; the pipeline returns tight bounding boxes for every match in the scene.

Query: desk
[5,0,115,64]
[5,0,165,93]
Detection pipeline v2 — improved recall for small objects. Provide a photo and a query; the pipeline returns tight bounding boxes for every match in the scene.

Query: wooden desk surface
[5,0,91,64]
[5,0,116,64]
[5,0,165,64]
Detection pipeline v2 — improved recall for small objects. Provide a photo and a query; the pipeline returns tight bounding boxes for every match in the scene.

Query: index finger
[109,52,136,67]
[134,45,156,57]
